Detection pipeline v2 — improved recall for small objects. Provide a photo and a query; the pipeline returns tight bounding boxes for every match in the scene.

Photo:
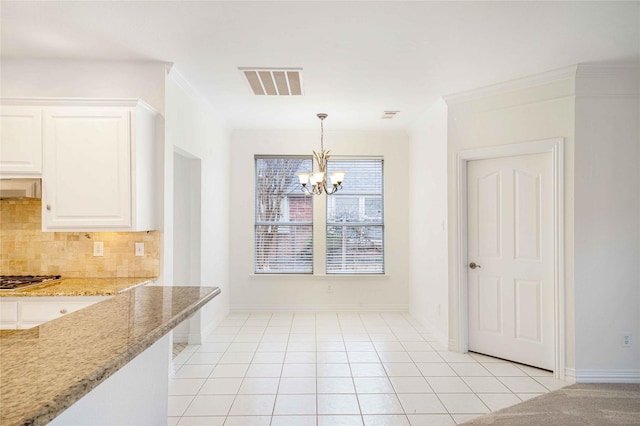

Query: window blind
[326,159,384,274]
[255,157,313,273]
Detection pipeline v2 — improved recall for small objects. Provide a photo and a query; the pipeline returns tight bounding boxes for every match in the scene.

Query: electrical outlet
[135,242,145,257]
[623,333,632,348]
[327,284,333,293]
[93,241,104,257]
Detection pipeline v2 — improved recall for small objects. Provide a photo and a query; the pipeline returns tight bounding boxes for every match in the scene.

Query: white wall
[229,129,410,310]
[408,99,449,340]
[165,69,231,338]
[445,68,577,373]
[573,65,640,380]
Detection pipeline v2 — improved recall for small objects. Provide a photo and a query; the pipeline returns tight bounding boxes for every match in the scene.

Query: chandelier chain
[319,113,325,152]
[320,117,324,152]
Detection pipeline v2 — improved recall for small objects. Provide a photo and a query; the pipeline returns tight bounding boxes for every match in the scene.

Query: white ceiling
[1,1,639,130]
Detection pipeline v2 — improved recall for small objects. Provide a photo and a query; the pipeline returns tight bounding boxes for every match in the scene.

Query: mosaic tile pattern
[0,198,159,277]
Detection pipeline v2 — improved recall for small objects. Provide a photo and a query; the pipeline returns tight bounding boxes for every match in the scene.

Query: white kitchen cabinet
[0,296,109,329]
[0,105,42,176]
[42,99,158,231]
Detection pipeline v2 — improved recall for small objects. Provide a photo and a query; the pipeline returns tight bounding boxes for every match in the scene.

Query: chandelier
[297,113,345,195]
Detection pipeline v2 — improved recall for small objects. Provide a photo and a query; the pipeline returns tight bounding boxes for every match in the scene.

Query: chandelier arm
[325,182,342,195]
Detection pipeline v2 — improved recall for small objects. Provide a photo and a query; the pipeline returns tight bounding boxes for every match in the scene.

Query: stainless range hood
[0,178,42,199]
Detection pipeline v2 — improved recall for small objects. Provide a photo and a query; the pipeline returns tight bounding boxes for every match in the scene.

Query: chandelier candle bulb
[297,173,310,186]
[312,172,325,184]
[330,171,346,185]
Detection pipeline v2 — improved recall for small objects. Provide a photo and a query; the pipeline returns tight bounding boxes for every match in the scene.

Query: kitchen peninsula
[0,284,220,426]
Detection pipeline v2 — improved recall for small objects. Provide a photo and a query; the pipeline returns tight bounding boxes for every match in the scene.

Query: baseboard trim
[187,332,202,345]
[201,319,218,340]
[188,318,222,345]
[407,311,448,346]
[448,338,459,352]
[230,304,409,312]
[567,368,640,383]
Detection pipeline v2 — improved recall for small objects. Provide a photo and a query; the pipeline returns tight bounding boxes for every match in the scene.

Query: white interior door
[467,152,554,370]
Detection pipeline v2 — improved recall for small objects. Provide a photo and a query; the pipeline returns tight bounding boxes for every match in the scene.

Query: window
[254,157,384,275]
[326,159,384,274]
[255,157,313,273]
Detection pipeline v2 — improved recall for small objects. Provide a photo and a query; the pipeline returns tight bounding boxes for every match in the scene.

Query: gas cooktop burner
[0,275,62,290]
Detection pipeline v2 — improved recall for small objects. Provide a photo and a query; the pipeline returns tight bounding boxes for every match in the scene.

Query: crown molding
[576,63,640,96]
[166,66,215,109]
[167,66,197,97]
[576,63,640,78]
[0,97,156,111]
[443,65,578,105]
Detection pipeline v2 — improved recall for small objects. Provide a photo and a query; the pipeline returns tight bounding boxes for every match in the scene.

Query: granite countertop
[0,277,156,297]
[0,285,221,426]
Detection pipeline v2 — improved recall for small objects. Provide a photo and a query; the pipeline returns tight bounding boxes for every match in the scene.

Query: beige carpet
[463,383,640,425]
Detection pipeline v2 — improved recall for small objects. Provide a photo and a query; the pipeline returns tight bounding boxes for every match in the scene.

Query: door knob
[469,262,481,269]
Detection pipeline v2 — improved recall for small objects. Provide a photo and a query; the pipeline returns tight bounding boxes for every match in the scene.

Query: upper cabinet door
[43,108,132,230]
[0,106,43,176]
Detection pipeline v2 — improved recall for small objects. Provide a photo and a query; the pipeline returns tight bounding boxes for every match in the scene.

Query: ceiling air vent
[381,111,400,119]
[240,67,303,96]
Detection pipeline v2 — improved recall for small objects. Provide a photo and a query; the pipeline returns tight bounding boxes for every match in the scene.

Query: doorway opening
[172,149,202,346]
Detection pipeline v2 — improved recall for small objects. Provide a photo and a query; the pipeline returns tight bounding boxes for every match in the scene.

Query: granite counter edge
[21,286,221,426]
[0,278,156,297]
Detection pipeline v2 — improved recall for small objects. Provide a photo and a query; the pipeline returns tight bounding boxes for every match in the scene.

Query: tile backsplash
[0,198,159,277]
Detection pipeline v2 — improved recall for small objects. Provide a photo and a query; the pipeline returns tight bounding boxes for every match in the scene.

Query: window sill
[250,274,390,280]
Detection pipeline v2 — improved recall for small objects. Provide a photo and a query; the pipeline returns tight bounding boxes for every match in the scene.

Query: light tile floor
[168,312,569,426]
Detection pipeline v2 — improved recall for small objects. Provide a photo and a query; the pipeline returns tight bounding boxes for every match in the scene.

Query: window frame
[325,158,385,275]
[254,155,314,274]
[253,155,386,276]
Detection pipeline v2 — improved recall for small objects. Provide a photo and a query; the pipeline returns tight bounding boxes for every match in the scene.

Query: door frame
[452,138,565,379]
